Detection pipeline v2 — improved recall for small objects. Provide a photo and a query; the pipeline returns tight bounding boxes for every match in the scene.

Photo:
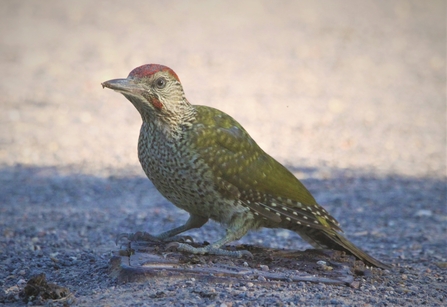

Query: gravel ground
[0,1,446,306]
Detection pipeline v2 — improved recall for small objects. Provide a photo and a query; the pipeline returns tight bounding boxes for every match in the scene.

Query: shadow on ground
[0,164,446,305]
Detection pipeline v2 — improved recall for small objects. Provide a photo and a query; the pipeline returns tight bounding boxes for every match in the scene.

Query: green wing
[191,106,340,231]
[192,106,315,202]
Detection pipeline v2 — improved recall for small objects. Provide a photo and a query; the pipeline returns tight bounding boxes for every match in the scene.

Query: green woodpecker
[102,64,389,269]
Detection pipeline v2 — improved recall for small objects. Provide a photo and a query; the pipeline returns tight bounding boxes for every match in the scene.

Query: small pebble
[17,279,27,287]
[316,260,327,266]
[414,209,432,217]
[350,281,360,289]
[259,265,269,271]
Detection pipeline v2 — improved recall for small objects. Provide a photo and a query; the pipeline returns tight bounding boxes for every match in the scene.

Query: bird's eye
[155,77,166,89]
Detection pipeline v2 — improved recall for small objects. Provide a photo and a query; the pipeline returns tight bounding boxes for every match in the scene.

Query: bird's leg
[155,214,209,241]
[167,217,255,258]
[116,214,208,245]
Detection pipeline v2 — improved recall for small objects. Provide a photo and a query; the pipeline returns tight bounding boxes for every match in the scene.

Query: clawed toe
[115,232,194,247]
[163,235,194,243]
[115,231,160,245]
[117,232,252,259]
[238,250,254,259]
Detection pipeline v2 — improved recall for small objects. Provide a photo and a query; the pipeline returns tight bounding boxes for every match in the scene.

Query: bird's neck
[142,102,196,141]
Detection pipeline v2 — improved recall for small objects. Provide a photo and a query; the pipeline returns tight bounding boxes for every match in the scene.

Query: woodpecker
[102,64,389,269]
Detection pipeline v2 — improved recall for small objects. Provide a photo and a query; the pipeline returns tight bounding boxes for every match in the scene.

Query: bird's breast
[137,123,201,191]
[137,123,246,222]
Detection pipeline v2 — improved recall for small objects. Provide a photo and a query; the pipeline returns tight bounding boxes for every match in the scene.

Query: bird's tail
[296,228,390,269]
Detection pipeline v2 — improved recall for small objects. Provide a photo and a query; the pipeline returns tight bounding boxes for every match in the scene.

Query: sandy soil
[0,1,445,306]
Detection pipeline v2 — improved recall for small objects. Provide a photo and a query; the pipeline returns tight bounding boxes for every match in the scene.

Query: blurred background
[1,0,444,179]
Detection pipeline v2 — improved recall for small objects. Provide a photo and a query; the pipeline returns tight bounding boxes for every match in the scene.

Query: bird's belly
[138,141,248,224]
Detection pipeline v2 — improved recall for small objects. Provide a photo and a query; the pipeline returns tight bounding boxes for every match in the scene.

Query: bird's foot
[166,242,253,259]
[116,231,194,245]
[116,231,158,245]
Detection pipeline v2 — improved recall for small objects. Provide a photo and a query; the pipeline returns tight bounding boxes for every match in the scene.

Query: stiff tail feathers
[298,228,390,269]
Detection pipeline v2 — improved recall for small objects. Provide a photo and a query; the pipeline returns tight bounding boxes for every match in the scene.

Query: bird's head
[102,64,192,124]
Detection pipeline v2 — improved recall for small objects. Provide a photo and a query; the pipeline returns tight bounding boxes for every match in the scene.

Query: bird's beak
[101,78,144,95]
